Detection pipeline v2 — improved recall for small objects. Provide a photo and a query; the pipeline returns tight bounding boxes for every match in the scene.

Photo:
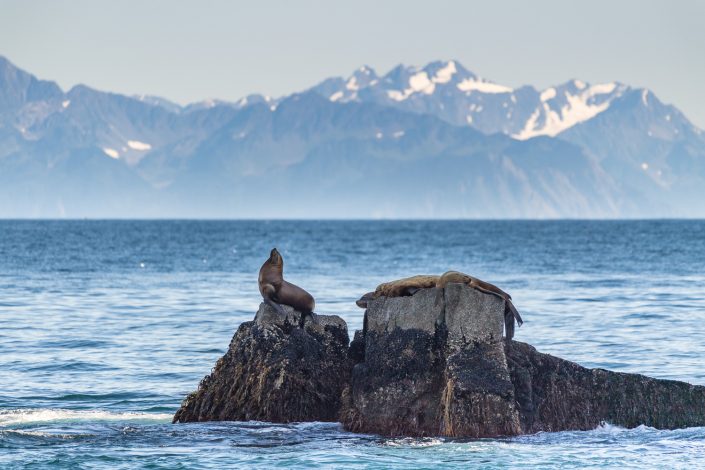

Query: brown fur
[259,248,315,325]
[355,270,523,339]
[356,275,439,308]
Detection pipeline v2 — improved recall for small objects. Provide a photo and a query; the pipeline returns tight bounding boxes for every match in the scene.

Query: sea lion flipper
[265,297,286,316]
[507,300,523,326]
[472,284,505,301]
[502,300,523,341]
[299,311,318,328]
[504,309,515,340]
[262,283,286,316]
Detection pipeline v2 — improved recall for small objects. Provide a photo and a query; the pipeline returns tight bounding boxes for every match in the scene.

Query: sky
[2,0,705,127]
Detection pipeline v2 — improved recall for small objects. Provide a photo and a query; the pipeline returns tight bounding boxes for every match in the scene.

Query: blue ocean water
[1,220,704,469]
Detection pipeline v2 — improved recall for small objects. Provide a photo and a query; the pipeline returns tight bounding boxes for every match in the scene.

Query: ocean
[1,220,704,468]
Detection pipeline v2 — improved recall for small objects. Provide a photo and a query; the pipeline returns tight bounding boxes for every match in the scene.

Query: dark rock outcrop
[341,284,522,437]
[507,341,705,432]
[341,283,705,437]
[173,303,350,424]
[174,283,705,437]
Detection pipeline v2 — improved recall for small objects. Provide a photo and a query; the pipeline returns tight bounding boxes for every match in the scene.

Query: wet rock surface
[506,340,705,432]
[342,284,705,437]
[341,285,521,437]
[173,303,350,424]
[175,283,705,437]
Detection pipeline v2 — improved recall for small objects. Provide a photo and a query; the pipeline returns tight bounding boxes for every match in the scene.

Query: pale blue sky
[2,0,704,127]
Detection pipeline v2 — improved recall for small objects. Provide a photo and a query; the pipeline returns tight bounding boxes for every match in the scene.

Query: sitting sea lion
[258,248,316,327]
[355,271,523,339]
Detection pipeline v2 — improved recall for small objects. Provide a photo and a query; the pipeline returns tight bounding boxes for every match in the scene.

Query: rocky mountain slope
[1,56,703,218]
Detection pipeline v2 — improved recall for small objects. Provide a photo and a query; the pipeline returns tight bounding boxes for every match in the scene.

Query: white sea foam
[3,429,94,439]
[384,437,444,447]
[592,422,657,434]
[0,408,172,427]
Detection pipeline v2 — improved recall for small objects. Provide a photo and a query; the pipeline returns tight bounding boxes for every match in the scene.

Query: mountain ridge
[0,55,703,218]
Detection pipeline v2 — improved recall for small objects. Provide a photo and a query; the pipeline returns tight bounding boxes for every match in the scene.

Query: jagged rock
[341,285,520,437]
[506,341,705,432]
[173,303,350,424]
[174,282,705,437]
[341,283,705,437]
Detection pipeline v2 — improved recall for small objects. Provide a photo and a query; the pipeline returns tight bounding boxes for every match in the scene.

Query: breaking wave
[0,408,172,427]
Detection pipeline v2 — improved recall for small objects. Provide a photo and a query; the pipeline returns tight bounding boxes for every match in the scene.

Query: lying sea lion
[355,275,439,308]
[355,271,523,339]
[437,271,523,339]
[258,248,316,327]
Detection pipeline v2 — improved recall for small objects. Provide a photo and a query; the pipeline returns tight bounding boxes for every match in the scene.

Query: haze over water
[1,220,704,468]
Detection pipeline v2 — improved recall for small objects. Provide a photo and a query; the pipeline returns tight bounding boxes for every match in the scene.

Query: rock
[342,284,520,437]
[506,340,705,432]
[174,282,705,437]
[342,283,705,437]
[173,303,350,424]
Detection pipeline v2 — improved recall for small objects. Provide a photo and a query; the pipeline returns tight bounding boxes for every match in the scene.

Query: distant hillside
[1,56,703,218]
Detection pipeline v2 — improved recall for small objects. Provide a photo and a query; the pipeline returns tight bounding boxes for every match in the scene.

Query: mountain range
[1,55,704,218]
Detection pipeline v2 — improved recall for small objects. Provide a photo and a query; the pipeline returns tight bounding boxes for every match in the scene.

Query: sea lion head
[356,291,375,309]
[269,248,283,268]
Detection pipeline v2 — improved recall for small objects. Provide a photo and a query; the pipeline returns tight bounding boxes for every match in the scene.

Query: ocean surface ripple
[1,220,704,468]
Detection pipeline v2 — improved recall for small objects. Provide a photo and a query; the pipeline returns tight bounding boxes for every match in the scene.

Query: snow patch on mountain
[346,76,360,91]
[127,140,151,151]
[103,148,119,159]
[387,66,466,101]
[457,78,513,94]
[433,61,457,84]
[308,61,642,141]
[540,88,556,101]
[514,82,625,139]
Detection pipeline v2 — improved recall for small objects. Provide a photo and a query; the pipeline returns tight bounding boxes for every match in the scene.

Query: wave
[1,429,94,440]
[0,408,173,427]
[587,422,656,435]
[383,437,444,447]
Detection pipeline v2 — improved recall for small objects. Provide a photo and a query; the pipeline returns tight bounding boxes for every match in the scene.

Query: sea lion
[355,275,439,308]
[437,271,523,339]
[258,248,316,327]
[355,271,523,339]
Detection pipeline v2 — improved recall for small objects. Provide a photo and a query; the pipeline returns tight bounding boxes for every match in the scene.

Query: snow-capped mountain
[309,60,633,139]
[1,55,703,218]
